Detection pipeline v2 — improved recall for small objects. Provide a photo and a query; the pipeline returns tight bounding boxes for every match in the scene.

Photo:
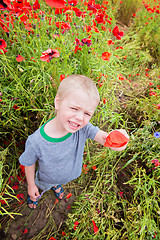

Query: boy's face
[55,88,98,134]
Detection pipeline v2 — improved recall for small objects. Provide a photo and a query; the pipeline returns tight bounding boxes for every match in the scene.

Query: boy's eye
[70,107,78,111]
[85,113,91,116]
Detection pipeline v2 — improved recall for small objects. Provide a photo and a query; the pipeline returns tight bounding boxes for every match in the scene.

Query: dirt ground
[0,180,82,240]
[0,165,136,240]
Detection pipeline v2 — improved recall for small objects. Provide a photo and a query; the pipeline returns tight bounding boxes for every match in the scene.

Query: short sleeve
[19,137,38,166]
[82,122,100,140]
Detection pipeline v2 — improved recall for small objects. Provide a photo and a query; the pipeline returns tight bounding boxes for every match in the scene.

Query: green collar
[40,118,72,142]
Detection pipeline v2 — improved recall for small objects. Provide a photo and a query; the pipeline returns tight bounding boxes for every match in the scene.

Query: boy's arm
[94,130,108,146]
[94,129,129,151]
[25,163,40,201]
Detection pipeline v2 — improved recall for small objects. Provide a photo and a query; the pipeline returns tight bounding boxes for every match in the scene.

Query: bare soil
[1,181,82,240]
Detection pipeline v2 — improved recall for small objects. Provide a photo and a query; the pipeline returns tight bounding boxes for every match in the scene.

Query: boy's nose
[76,111,84,121]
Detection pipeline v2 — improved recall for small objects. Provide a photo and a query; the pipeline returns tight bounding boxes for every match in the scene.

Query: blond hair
[57,75,100,104]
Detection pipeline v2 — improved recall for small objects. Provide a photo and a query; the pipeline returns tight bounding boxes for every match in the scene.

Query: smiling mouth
[69,121,80,128]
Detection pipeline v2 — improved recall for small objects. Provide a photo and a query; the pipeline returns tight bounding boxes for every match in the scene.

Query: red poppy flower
[151,159,160,167]
[33,0,40,10]
[20,164,25,175]
[22,229,28,234]
[107,39,114,45]
[60,74,65,81]
[13,104,20,110]
[55,21,71,30]
[104,130,129,148]
[16,193,25,201]
[9,176,14,183]
[101,52,112,61]
[74,45,82,54]
[0,48,7,54]
[74,221,79,230]
[66,193,72,199]
[112,26,124,40]
[85,25,92,32]
[49,237,56,240]
[0,0,12,9]
[73,7,85,17]
[75,37,82,46]
[92,166,97,170]
[0,199,7,204]
[12,182,19,190]
[92,220,99,234]
[0,39,7,49]
[119,191,124,197]
[68,0,78,6]
[83,164,89,171]
[40,48,60,62]
[55,8,63,14]
[81,38,92,47]
[0,2,6,9]
[118,73,125,80]
[62,231,66,236]
[155,104,160,109]
[95,13,105,24]
[46,0,66,8]
[16,55,25,62]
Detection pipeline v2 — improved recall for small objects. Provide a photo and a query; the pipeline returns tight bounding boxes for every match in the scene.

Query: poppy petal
[16,55,25,62]
[66,193,72,199]
[92,220,99,234]
[104,130,129,148]
[45,0,66,8]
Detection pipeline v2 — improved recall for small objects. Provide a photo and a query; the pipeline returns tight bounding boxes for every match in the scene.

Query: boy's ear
[54,94,60,110]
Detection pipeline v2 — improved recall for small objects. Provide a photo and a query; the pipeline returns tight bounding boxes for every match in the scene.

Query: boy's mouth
[68,120,80,128]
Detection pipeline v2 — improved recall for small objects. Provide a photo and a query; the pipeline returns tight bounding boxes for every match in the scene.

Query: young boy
[19,75,129,209]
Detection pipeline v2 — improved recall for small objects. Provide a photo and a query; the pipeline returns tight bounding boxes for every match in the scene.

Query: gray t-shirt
[19,120,99,190]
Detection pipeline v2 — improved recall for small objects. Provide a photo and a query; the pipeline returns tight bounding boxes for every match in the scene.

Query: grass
[0,0,160,239]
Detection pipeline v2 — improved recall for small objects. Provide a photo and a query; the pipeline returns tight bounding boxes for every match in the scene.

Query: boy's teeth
[70,121,78,127]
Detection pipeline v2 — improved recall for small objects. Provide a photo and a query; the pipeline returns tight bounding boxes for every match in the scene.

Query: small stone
[11,234,17,239]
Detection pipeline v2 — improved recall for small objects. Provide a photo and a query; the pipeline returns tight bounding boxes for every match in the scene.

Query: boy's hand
[94,129,129,151]
[107,129,129,151]
[28,184,40,201]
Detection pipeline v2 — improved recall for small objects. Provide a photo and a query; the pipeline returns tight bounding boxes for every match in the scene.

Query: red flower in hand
[104,130,129,148]
[40,48,60,62]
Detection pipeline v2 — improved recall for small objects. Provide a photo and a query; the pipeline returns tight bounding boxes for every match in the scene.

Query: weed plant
[0,0,160,239]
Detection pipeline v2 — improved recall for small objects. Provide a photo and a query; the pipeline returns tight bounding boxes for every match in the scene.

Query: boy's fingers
[35,191,40,197]
[118,129,129,138]
[102,132,108,139]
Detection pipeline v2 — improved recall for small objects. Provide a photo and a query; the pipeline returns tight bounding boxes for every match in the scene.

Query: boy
[19,75,129,209]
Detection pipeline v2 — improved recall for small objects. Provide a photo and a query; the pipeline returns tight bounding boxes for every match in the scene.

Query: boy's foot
[52,185,64,200]
[27,195,38,209]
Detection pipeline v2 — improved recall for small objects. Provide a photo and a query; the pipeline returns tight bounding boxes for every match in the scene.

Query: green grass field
[0,0,160,239]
